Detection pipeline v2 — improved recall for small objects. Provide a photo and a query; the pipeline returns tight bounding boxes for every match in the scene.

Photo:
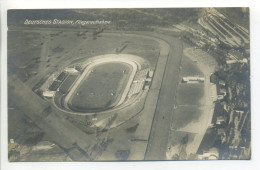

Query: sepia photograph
[6,7,251,162]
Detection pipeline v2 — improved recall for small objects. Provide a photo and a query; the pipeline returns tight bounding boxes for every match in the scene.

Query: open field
[69,62,131,112]
[177,84,204,105]
[180,55,203,76]
[172,106,204,129]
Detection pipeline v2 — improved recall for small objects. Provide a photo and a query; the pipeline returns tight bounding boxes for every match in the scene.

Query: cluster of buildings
[210,74,227,101]
[211,103,229,144]
[197,75,229,160]
[143,70,154,90]
[177,8,250,160]
[203,72,250,159]
[227,109,250,159]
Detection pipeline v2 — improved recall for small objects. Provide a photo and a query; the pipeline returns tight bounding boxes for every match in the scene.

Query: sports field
[69,62,132,112]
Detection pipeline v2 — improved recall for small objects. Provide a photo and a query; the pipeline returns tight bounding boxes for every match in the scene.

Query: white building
[216,116,226,125]
[182,76,205,83]
[146,77,152,82]
[226,58,248,65]
[148,70,154,78]
[234,110,245,115]
[240,58,248,63]
[64,67,79,74]
[220,88,227,96]
[42,91,56,98]
[219,80,226,86]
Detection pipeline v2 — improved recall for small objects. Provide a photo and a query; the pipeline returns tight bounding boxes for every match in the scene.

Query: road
[145,36,183,160]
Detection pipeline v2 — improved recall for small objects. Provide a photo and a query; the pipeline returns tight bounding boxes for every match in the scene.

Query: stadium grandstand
[128,68,153,98]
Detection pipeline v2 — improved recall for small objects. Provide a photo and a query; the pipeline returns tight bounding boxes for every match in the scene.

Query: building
[10,139,15,144]
[226,59,239,64]
[234,110,245,116]
[143,84,150,90]
[198,147,219,160]
[219,80,226,86]
[210,74,218,84]
[217,95,224,100]
[228,49,244,60]
[220,88,227,96]
[146,77,152,82]
[217,128,226,135]
[143,78,151,90]
[147,70,154,78]
[212,103,226,125]
[216,115,227,125]
[196,40,206,47]
[64,67,79,74]
[182,76,205,83]
[221,101,229,112]
[42,91,56,98]
[217,128,227,143]
[216,84,226,100]
[226,58,248,65]
[240,58,248,64]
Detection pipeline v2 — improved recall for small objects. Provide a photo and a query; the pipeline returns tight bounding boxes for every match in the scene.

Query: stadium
[42,54,154,118]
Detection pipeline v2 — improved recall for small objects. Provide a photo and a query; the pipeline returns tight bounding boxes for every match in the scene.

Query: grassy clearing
[70,62,130,112]
[177,84,204,105]
[180,55,203,76]
[172,106,203,129]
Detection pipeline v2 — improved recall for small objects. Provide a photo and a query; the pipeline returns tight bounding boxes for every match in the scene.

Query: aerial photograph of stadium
[7,8,250,161]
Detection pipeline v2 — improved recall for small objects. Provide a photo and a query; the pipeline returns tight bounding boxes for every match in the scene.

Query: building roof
[216,84,221,95]
[217,128,226,135]
[197,128,218,154]
[42,91,55,97]
[220,88,227,94]
[212,103,224,124]
[210,74,218,84]
[219,80,226,86]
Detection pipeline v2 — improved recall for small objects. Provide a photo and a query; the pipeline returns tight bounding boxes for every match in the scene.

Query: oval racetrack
[62,54,141,113]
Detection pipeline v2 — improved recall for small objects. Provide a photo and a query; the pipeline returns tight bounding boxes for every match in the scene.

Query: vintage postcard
[7,8,250,161]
